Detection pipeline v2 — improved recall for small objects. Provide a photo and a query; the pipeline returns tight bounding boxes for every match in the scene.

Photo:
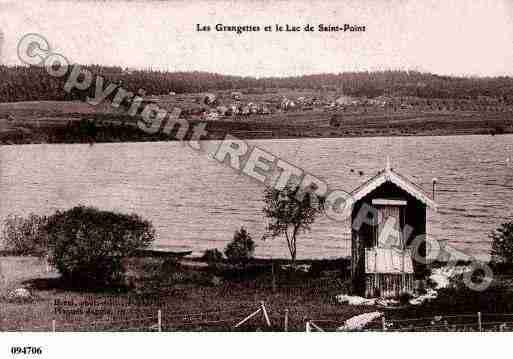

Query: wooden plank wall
[365,273,414,298]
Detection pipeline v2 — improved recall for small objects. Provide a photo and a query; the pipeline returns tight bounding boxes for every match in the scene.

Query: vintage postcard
[1,0,513,354]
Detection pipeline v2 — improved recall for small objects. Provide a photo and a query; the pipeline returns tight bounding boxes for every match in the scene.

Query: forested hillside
[2,65,513,103]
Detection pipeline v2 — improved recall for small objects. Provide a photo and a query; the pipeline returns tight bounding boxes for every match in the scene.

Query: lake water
[1,135,513,261]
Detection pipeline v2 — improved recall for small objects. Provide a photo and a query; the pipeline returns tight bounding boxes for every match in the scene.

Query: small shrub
[399,292,413,305]
[224,227,255,264]
[490,221,513,263]
[2,214,48,256]
[329,115,341,127]
[161,257,181,273]
[202,248,224,263]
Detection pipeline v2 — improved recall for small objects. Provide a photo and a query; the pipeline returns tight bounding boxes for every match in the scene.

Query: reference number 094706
[10,347,43,355]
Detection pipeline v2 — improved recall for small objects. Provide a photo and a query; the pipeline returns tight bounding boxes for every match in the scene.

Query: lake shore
[0,255,361,331]
[1,101,512,144]
[2,255,513,331]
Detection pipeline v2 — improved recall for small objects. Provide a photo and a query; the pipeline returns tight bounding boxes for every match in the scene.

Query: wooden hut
[350,161,437,298]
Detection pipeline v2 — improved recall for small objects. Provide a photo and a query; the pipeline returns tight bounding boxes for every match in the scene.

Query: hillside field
[0,89,512,144]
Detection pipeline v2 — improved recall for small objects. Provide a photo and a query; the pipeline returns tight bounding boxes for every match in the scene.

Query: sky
[1,0,513,77]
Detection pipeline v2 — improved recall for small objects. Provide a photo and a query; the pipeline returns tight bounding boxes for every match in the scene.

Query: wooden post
[373,249,378,297]
[284,309,289,332]
[382,316,386,331]
[158,309,162,332]
[477,312,482,332]
[261,301,271,327]
[271,262,276,293]
[52,319,56,332]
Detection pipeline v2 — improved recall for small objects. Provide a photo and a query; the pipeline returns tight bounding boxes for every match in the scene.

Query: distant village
[142,90,513,123]
[2,85,512,144]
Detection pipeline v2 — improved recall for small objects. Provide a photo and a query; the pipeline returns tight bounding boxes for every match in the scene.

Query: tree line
[2,65,513,103]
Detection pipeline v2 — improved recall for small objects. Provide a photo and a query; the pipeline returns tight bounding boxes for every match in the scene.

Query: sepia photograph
[1,1,513,351]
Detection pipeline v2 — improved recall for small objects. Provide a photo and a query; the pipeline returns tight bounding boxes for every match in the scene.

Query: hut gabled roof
[350,162,437,210]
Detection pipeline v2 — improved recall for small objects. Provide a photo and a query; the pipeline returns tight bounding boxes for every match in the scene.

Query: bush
[202,248,224,263]
[224,227,255,264]
[399,292,413,305]
[490,221,513,263]
[399,274,513,319]
[329,115,341,127]
[426,280,513,314]
[45,206,155,288]
[2,214,48,256]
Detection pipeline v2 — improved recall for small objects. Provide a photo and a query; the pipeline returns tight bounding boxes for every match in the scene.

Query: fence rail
[5,306,513,332]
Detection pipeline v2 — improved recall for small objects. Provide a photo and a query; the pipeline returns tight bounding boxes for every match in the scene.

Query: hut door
[375,205,403,248]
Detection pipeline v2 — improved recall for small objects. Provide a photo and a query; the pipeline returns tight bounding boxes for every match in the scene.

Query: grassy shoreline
[2,254,512,331]
[0,255,360,331]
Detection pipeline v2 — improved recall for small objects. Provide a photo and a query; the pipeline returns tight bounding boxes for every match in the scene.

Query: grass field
[1,93,513,144]
[4,255,513,331]
[0,256,374,332]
